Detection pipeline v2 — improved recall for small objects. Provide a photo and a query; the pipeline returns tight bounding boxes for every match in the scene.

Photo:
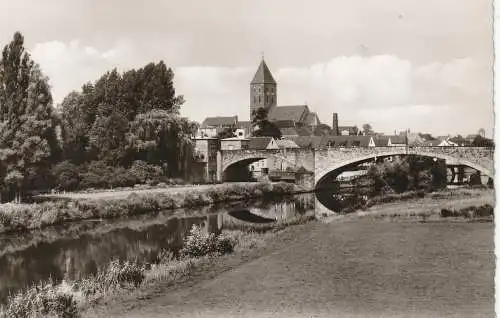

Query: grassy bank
[0,214,312,318]
[0,182,297,234]
[338,187,492,213]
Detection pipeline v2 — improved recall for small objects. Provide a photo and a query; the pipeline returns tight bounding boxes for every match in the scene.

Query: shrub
[180,225,217,258]
[440,204,494,218]
[129,161,164,185]
[215,234,237,255]
[51,161,82,191]
[179,225,236,258]
[102,260,145,288]
[1,280,79,318]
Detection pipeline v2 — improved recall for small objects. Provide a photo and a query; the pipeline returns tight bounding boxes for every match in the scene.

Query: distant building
[338,126,360,136]
[198,116,238,138]
[276,139,300,149]
[249,59,321,132]
[248,137,279,150]
[220,137,249,151]
[279,126,313,138]
[387,136,407,146]
[320,135,376,148]
[191,137,219,183]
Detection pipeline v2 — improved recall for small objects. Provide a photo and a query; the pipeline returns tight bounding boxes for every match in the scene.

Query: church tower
[250,58,277,120]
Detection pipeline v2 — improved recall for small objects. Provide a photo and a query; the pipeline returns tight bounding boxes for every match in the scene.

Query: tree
[127,110,195,177]
[217,126,237,139]
[251,107,281,139]
[0,32,58,201]
[418,133,436,141]
[477,128,486,138]
[471,135,494,147]
[60,91,90,164]
[362,123,373,135]
[59,60,187,170]
[313,123,332,136]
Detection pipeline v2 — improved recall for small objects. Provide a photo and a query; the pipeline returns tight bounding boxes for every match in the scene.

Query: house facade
[220,137,250,150]
[191,137,219,183]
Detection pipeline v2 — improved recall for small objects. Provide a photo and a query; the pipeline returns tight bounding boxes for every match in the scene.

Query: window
[258,96,261,103]
[254,96,257,103]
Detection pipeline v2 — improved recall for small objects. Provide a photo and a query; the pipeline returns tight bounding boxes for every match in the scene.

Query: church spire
[251,58,276,84]
[250,57,277,119]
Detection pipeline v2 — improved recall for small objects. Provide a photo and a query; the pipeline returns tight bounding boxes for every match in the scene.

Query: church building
[249,58,320,134]
[200,58,321,139]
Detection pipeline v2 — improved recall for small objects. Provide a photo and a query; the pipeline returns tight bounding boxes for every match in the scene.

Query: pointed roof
[251,59,276,84]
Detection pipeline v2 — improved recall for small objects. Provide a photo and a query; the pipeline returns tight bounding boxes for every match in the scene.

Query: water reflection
[0,193,316,303]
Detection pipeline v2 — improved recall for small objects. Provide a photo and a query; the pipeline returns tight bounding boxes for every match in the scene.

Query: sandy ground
[84,194,494,318]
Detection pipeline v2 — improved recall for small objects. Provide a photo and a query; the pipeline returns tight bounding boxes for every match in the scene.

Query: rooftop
[201,116,238,128]
[268,105,309,123]
[251,59,276,84]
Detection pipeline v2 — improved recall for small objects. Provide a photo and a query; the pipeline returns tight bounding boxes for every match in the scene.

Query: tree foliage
[471,135,494,147]
[362,123,373,135]
[0,32,59,201]
[58,61,195,179]
[251,107,281,138]
[367,156,447,194]
[217,126,237,139]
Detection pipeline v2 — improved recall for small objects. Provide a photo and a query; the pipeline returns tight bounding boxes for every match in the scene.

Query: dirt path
[85,215,494,317]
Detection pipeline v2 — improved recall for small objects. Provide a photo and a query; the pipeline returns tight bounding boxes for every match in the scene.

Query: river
[0,193,322,303]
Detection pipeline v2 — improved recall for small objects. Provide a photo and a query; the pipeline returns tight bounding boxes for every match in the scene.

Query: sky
[0,0,494,137]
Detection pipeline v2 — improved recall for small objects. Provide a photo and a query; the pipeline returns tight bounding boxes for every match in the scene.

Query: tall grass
[0,182,297,234]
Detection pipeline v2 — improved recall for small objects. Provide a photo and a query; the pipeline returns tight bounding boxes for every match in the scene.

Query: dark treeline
[366,156,448,194]
[0,32,197,202]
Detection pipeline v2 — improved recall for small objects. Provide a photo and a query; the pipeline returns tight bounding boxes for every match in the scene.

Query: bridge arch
[219,149,316,182]
[314,148,494,189]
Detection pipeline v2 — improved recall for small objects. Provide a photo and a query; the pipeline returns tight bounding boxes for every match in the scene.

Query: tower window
[258,96,261,103]
[254,96,257,103]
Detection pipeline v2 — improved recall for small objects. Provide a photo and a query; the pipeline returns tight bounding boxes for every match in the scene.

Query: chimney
[332,113,339,136]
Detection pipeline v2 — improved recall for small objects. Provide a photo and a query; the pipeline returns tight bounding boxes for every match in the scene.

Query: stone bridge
[218,147,494,189]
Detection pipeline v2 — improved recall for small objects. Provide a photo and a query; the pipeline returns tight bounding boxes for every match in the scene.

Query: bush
[1,280,79,318]
[179,225,236,258]
[51,161,82,191]
[103,259,145,288]
[440,204,494,218]
[129,161,164,185]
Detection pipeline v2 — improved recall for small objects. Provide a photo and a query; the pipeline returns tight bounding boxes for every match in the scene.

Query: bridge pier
[216,151,223,182]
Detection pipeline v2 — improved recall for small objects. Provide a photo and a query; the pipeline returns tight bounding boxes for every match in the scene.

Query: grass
[0,182,298,234]
[352,189,494,222]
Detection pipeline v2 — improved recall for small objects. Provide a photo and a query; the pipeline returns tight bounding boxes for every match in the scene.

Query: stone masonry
[218,147,494,189]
